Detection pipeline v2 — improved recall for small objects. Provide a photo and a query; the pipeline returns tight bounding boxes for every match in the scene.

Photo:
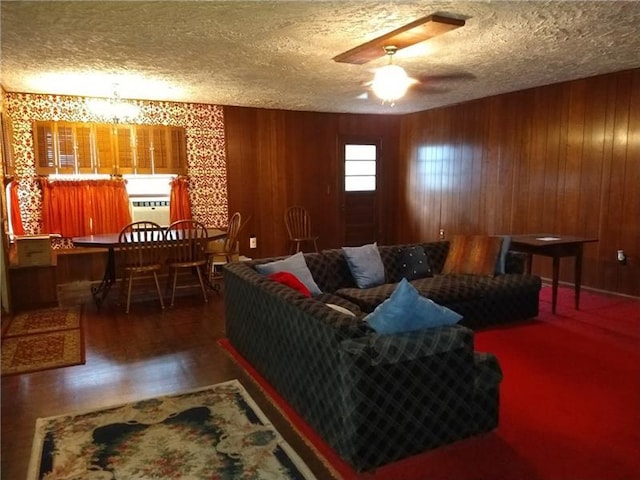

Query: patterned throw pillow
[399,246,432,280]
[365,278,462,334]
[442,235,504,276]
[342,243,385,288]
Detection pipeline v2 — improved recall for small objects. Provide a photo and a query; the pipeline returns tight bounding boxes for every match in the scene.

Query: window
[344,143,377,191]
[134,126,186,174]
[32,121,187,175]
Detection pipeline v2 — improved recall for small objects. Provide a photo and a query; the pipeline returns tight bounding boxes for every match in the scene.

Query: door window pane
[345,144,376,161]
[345,176,376,191]
[345,160,376,176]
[345,143,376,192]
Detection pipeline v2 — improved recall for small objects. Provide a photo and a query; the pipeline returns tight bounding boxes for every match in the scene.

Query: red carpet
[221,285,640,480]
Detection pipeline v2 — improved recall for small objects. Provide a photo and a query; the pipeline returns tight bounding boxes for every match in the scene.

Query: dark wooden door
[341,139,379,246]
[344,191,377,246]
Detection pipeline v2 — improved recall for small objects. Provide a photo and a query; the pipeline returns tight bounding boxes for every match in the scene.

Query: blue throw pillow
[399,246,432,280]
[365,278,462,334]
[256,252,322,295]
[342,242,385,288]
[494,235,511,274]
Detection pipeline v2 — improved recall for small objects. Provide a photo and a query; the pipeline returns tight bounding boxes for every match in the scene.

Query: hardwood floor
[1,288,335,479]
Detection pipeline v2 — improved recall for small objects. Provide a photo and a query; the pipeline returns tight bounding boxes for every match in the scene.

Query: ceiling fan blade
[410,83,451,95]
[414,72,475,82]
[333,14,465,65]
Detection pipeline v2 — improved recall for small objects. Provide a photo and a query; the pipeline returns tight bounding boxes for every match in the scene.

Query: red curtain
[88,180,132,234]
[9,180,25,235]
[41,179,91,237]
[169,176,192,223]
[40,178,131,237]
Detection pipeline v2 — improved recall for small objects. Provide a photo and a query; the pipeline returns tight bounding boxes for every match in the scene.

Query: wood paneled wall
[16,69,636,300]
[396,69,639,296]
[224,107,401,258]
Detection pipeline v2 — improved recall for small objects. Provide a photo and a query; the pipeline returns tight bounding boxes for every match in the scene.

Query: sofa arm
[505,251,528,274]
[474,351,503,388]
[334,324,478,470]
[473,351,503,432]
[338,324,473,366]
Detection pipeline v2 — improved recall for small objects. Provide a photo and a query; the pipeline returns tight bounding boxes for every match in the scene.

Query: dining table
[72,228,226,308]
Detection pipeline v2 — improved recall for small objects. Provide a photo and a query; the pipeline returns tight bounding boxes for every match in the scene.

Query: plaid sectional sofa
[223,241,540,471]
[315,241,541,328]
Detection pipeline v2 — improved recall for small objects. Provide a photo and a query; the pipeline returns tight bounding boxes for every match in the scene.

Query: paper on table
[536,236,561,241]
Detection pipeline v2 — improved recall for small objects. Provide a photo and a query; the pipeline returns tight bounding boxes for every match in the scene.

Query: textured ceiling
[1,1,639,115]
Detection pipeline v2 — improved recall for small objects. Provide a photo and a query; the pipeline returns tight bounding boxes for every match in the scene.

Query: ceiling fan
[359,64,468,103]
[334,14,468,102]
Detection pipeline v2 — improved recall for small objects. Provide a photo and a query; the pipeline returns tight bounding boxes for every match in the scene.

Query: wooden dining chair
[284,205,318,253]
[206,211,242,285]
[165,219,209,307]
[118,221,166,314]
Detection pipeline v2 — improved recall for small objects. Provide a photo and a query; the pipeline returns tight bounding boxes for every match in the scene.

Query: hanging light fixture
[87,85,140,124]
[371,46,413,103]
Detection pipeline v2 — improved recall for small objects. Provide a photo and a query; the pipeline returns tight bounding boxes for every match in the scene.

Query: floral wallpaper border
[4,92,228,240]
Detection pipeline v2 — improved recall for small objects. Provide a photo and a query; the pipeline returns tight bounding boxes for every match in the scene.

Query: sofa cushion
[314,293,363,317]
[289,296,373,337]
[365,279,462,334]
[421,241,450,274]
[302,252,330,289]
[319,249,357,292]
[342,243,385,288]
[325,303,357,317]
[336,271,541,318]
[267,271,311,297]
[442,235,503,276]
[336,283,399,313]
[256,252,322,295]
[377,246,399,282]
[411,273,538,304]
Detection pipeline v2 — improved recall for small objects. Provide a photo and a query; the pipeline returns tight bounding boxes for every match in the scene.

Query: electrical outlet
[617,249,627,265]
[439,228,445,240]
[249,235,257,249]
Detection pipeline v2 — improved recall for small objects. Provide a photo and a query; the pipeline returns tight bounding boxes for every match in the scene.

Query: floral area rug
[1,306,84,376]
[28,379,317,480]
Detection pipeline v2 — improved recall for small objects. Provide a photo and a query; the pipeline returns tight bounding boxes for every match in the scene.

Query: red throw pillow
[267,271,312,297]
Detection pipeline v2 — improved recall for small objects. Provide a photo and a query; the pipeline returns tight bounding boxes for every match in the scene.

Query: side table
[510,234,598,314]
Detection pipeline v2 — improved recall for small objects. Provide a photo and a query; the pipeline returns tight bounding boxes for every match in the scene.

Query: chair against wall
[206,212,242,285]
[284,205,318,253]
[118,221,166,314]
[165,219,209,307]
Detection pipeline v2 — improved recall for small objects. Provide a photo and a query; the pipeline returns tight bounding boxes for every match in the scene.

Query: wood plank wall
[224,107,401,258]
[12,69,635,302]
[396,69,639,296]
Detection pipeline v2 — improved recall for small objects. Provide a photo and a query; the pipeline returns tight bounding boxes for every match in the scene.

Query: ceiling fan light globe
[372,64,410,102]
